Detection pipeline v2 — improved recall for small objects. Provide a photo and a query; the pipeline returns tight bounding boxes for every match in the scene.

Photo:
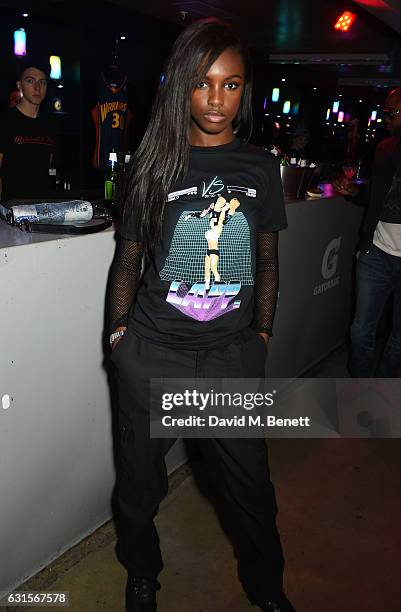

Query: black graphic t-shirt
[118,138,287,349]
[0,106,57,200]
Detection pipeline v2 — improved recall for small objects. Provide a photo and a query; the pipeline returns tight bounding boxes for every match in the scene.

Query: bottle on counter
[48,157,59,191]
[104,150,118,210]
[8,200,112,226]
[355,159,363,181]
[124,151,132,170]
[117,151,126,177]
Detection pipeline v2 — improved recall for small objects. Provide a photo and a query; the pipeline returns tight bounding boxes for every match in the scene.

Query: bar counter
[0,190,363,596]
[270,187,364,376]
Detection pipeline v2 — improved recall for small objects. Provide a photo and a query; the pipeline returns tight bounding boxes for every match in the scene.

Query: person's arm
[184,205,212,220]
[109,236,144,349]
[332,174,370,208]
[332,176,359,197]
[252,232,279,346]
[201,205,211,216]
[184,211,201,220]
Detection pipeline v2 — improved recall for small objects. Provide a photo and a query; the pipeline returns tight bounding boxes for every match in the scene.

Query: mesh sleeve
[252,232,279,337]
[109,236,144,333]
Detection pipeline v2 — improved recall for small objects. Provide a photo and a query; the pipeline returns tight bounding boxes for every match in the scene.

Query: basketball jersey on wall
[91,71,132,168]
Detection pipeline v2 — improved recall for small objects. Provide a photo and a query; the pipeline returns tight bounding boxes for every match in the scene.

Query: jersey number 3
[112,112,125,129]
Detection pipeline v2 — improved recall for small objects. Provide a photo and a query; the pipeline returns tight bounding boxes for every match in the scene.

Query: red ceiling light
[334,11,357,32]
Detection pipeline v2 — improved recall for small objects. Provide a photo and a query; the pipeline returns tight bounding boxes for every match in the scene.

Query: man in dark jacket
[335,88,401,377]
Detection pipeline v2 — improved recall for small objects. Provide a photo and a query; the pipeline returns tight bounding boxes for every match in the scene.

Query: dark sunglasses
[382,109,401,120]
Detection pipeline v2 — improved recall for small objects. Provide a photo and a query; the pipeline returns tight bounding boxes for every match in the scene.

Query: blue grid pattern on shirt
[159,211,254,285]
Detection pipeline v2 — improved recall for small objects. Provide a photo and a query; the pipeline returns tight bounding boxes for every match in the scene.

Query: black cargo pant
[112,326,284,603]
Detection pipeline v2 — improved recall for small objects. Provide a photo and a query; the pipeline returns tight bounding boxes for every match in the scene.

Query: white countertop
[0,219,115,249]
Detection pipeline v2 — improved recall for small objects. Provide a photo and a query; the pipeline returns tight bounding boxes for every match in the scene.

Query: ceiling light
[50,55,62,80]
[14,29,26,56]
[334,11,357,32]
[269,53,388,66]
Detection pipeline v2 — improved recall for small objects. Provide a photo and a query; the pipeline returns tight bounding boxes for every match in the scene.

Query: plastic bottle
[48,157,58,191]
[8,200,112,226]
[125,151,132,167]
[104,150,118,208]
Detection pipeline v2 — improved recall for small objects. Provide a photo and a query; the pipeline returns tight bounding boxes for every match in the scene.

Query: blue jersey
[92,72,131,168]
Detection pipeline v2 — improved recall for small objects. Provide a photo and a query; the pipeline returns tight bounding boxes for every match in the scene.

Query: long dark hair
[122,17,253,261]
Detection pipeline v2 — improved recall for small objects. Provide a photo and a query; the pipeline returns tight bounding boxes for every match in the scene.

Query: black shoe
[125,576,161,611]
[257,592,296,612]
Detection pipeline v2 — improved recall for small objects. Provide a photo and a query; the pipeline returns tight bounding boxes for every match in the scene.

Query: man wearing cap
[0,61,57,201]
[286,127,310,161]
[335,88,401,377]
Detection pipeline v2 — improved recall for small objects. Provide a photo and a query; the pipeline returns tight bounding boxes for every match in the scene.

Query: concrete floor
[16,347,401,612]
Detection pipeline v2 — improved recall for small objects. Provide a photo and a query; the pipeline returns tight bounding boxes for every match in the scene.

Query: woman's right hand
[332,177,359,197]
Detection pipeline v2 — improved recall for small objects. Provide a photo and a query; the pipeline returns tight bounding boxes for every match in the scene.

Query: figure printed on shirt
[184,196,240,289]
[160,182,255,322]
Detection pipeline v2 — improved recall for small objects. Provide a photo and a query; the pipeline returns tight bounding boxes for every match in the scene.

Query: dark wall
[251,58,399,165]
[0,3,179,189]
[1,2,400,189]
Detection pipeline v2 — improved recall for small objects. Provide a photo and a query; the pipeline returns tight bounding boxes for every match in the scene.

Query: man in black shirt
[0,61,56,201]
[285,127,310,161]
[335,88,401,377]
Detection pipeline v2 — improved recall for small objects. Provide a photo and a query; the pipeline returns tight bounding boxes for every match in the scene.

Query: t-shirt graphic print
[118,138,287,349]
[161,187,254,322]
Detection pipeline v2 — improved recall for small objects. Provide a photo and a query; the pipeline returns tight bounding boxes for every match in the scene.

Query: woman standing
[109,18,294,612]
